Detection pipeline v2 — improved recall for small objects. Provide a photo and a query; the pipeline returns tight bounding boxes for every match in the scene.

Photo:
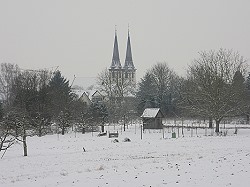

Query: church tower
[109,30,123,83]
[109,28,136,85]
[123,30,136,84]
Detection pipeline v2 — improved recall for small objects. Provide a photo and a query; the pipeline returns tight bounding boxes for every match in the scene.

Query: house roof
[79,92,92,104]
[92,90,103,97]
[141,108,161,118]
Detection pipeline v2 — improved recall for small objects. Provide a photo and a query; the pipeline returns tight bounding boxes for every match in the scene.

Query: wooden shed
[141,108,164,129]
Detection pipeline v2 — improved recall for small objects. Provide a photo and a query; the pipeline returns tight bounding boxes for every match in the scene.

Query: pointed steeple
[124,29,135,70]
[110,29,122,69]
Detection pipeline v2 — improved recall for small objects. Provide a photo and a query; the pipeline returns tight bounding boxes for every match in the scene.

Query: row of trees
[96,49,250,134]
[0,64,73,156]
[134,49,250,133]
[0,64,108,156]
[0,48,249,156]
[95,49,249,134]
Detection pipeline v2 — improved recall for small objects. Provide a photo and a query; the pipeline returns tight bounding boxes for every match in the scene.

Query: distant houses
[91,91,105,104]
[75,89,105,106]
[72,28,136,108]
[79,92,92,106]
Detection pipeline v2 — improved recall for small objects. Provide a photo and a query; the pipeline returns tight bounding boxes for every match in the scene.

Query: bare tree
[97,68,136,100]
[180,49,247,133]
[97,69,136,124]
[1,109,30,156]
[97,69,114,99]
[57,110,70,135]
[0,120,15,158]
[0,63,20,106]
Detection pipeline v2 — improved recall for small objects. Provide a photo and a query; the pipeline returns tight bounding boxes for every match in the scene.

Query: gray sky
[0,0,250,86]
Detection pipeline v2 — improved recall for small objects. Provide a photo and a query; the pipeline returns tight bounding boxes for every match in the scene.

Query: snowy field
[1,124,250,187]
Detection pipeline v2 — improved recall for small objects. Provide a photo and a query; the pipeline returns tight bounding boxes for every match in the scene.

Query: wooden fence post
[182,118,184,137]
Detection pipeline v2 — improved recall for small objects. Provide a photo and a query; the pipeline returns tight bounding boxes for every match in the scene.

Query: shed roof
[141,108,161,118]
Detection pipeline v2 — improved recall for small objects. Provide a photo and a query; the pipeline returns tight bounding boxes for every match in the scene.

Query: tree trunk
[215,120,221,133]
[23,135,27,156]
[38,128,42,137]
[62,126,65,135]
[246,114,249,124]
[82,127,85,134]
[38,123,42,137]
[123,115,126,131]
[209,117,213,128]
[101,125,104,132]
[15,125,18,137]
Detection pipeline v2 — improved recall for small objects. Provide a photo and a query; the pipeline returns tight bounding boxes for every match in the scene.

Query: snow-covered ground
[1,124,250,187]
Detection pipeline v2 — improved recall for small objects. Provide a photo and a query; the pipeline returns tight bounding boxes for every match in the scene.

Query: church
[109,30,136,85]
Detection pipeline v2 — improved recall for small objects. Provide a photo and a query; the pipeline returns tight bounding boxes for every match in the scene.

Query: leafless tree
[0,109,30,156]
[0,63,20,106]
[96,69,113,98]
[97,68,136,100]
[0,121,15,158]
[97,69,136,124]
[180,49,247,133]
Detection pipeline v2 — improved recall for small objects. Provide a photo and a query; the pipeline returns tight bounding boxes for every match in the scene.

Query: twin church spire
[109,28,136,84]
[124,31,135,69]
[110,30,122,69]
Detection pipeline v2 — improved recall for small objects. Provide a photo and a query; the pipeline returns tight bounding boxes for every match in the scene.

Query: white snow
[141,108,160,118]
[1,124,250,187]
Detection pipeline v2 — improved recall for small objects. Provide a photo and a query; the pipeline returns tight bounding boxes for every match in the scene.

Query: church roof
[123,31,135,70]
[110,31,122,69]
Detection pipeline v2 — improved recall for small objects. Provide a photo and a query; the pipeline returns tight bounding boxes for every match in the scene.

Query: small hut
[141,108,164,129]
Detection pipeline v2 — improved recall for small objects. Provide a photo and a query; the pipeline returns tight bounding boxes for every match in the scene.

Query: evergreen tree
[245,72,250,123]
[232,70,245,89]
[48,71,73,134]
[136,72,157,114]
[246,73,250,91]
[231,70,247,117]
[136,63,180,116]
[34,70,53,136]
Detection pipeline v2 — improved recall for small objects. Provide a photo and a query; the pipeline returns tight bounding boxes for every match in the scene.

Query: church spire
[110,28,122,69]
[124,28,135,70]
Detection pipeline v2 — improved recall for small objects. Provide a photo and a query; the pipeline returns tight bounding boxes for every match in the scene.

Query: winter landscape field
[1,123,250,187]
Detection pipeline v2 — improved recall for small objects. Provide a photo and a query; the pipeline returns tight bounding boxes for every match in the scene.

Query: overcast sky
[0,0,250,86]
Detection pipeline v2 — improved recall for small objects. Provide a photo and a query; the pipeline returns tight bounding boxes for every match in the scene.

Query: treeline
[0,63,107,156]
[135,49,250,132]
[97,49,250,133]
[0,48,250,157]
